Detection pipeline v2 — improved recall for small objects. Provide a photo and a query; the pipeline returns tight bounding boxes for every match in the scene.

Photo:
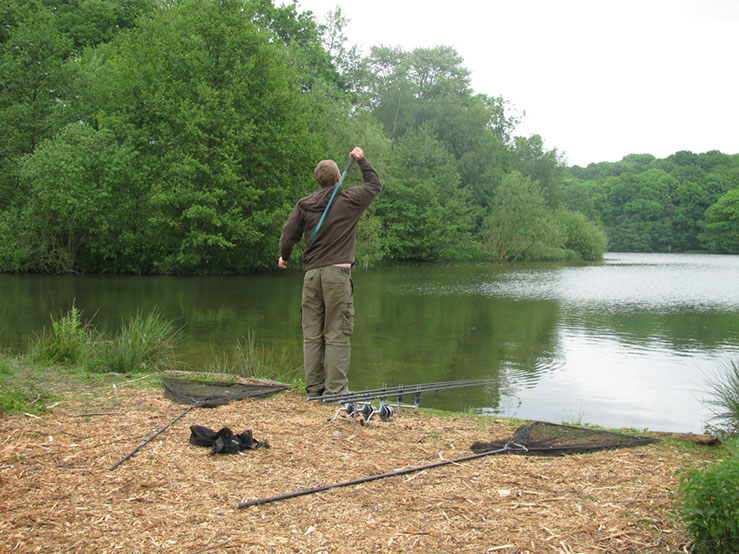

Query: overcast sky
[290,0,739,167]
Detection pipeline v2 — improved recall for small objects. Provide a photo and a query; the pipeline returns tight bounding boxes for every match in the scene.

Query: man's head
[314,160,340,188]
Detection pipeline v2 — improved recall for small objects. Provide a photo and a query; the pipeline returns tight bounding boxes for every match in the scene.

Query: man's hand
[278,257,287,269]
[350,146,364,161]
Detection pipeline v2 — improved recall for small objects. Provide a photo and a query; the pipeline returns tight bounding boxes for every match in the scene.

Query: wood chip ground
[0,377,705,553]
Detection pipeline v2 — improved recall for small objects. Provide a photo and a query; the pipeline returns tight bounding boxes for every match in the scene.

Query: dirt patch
[0,377,706,553]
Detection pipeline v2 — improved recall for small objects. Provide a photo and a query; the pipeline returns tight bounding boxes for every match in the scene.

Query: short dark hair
[314,160,339,188]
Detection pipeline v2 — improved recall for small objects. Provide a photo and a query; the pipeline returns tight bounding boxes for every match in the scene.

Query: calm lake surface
[2,253,737,433]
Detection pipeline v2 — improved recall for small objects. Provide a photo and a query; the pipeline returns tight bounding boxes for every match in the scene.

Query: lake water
[1,253,737,433]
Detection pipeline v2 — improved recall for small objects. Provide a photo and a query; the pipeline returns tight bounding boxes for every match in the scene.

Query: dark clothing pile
[189,425,268,455]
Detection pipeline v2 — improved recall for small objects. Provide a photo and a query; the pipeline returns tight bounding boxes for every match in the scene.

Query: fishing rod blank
[320,380,498,405]
[314,378,491,401]
[315,378,497,403]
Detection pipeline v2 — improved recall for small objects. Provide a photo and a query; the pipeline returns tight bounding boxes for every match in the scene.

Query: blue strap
[310,156,355,241]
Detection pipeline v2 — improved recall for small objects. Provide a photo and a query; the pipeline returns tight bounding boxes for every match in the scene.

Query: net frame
[237,420,659,508]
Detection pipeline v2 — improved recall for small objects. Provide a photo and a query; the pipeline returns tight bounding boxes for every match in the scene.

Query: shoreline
[1,368,721,552]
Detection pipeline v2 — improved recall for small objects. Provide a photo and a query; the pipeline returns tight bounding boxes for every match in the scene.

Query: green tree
[555,208,608,260]
[671,180,712,251]
[564,151,739,253]
[316,6,362,97]
[481,172,562,261]
[0,7,74,205]
[705,188,739,254]
[356,45,511,210]
[511,134,563,207]
[358,45,472,137]
[82,0,329,272]
[42,0,155,51]
[13,122,137,272]
[377,126,475,261]
[600,169,675,252]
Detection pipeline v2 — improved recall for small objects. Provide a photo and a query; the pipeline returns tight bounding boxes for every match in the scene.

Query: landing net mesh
[471,421,658,456]
[161,376,288,408]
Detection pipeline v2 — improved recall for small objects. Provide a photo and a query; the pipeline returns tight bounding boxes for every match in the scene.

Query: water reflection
[1,253,737,433]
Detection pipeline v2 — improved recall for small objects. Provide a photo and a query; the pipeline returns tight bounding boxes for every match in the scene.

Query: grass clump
[704,359,739,437]
[203,330,302,385]
[28,304,92,365]
[89,310,183,374]
[28,306,183,374]
[677,437,739,553]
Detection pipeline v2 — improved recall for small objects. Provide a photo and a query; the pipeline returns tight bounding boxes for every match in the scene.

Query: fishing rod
[310,155,355,241]
[315,378,498,406]
[315,378,493,402]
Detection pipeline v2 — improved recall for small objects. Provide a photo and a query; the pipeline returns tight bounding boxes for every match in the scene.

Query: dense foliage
[677,437,739,553]
[0,1,735,273]
[563,152,739,253]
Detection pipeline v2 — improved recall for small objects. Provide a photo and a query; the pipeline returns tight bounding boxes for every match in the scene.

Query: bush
[677,437,739,553]
[555,208,608,261]
[522,243,579,262]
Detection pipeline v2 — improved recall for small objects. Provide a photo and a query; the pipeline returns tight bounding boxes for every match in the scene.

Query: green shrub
[677,437,739,553]
[704,359,739,437]
[522,243,579,262]
[556,208,608,261]
[28,304,92,365]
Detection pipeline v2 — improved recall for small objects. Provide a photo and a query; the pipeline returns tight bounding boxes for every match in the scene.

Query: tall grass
[28,304,92,365]
[89,310,184,374]
[26,308,297,384]
[203,331,302,384]
[29,307,183,374]
[704,359,739,437]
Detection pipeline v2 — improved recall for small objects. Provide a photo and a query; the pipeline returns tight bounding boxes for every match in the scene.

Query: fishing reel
[328,400,395,426]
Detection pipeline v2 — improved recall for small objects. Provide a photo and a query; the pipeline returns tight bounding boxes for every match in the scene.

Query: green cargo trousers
[301,266,355,396]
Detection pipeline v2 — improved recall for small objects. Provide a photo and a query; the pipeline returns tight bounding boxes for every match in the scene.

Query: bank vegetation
[1,1,736,274]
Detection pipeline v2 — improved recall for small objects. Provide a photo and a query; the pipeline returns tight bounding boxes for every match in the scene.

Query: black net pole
[109,402,199,471]
[236,421,659,509]
[237,445,510,509]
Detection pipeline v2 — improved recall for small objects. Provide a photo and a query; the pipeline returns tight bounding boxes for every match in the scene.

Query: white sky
[291,0,739,167]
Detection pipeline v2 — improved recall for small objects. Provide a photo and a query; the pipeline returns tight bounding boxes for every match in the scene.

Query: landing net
[471,421,658,456]
[161,376,288,408]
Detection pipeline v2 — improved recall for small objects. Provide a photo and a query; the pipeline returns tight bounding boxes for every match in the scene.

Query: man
[278,147,382,398]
